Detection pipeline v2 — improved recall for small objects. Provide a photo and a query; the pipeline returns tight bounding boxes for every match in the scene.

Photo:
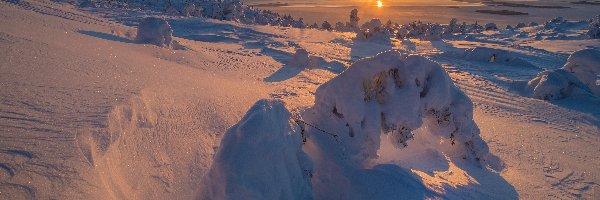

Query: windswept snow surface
[1,0,600,199]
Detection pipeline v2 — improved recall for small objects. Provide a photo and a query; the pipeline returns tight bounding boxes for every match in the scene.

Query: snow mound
[201,100,313,199]
[462,47,537,68]
[527,69,588,100]
[287,48,342,71]
[288,48,311,67]
[563,49,600,96]
[307,50,501,169]
[527,49,599,99]
[136,17,174,48]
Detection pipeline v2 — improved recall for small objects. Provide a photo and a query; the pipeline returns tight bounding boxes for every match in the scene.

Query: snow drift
[136,17,174,47]
[462,47,537,68]
[200,100,313,200]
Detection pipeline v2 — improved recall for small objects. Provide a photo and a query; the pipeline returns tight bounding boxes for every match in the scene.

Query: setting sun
[377,1,383,8]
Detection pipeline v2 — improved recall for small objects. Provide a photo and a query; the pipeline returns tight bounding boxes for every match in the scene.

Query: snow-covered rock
[201,100,313,199]
[305,50,501,169]
[563,49,600,96]
[515,22,527,29]
[462,47,537,68]
[136,17,174,48]
[527,69,589,100]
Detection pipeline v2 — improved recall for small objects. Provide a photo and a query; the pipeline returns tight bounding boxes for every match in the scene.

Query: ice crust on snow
[306,50,500,169]
[201,100,313,200]
[136,17,174,47]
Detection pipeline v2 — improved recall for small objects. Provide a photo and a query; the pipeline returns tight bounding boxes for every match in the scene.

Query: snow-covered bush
[304,50,501,169]
[136,17,174,48]
[527,69,589,100]
[164,5,180,15]
[361,18,383,30]
[354,18,392,45]
[321,21,332,31]
[515,22,527,29]
[587,15,600,39]
[201,100,313,199]
[485,23,498,30]
[529,22,539,27]
[563,49,600,96]
[355,28,392,45]
[182,4,202,17]
[544,17,566,29]
[462,47,537,68]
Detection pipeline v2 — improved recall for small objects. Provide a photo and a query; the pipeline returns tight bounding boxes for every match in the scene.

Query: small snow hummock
[136,17,174,48]
[305,50,501,169]
[200,100,313,200]
[527,49,600,99]
[462,47,537,68]
[527,69,588,100]
[287,48,345,72]
[563,49,600,96]
[288,48,311,67]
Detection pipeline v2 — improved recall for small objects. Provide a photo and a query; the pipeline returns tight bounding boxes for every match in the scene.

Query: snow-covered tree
[321,21,332,31]
[485,22,498,30]
[349,8,360,28]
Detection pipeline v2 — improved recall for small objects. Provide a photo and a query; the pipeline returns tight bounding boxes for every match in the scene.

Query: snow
[461,47,537,68]
[563,49,600,96]
[1,0,600,199]
[527,69,588,100]
[201,100,313,200]
[306,50,501,169]
[136,17,174,47]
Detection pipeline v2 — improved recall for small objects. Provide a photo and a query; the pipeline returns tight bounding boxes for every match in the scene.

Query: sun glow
[377,1,383,7]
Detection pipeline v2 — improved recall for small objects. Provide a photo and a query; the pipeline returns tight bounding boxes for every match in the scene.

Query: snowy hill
[1,0,599,199]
